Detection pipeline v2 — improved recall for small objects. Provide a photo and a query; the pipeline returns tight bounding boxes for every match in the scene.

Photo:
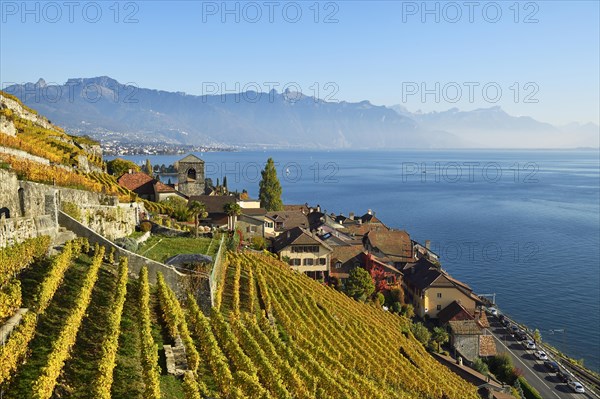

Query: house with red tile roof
[364,230,416,267]
[117,171,187,202]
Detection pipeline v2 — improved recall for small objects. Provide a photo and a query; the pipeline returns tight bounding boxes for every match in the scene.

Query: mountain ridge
[4,77,598,149]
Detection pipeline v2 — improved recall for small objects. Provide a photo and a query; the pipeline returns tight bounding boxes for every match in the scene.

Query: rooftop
[366,230,413,261]
[272,226,333,253]
[448,320,482,335]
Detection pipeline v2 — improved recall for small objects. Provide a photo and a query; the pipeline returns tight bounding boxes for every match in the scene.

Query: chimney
[128,169,133,174]
[349,212,355,219]
[425,240,431,250]
[316,204,321,213]
[367,209,373,215]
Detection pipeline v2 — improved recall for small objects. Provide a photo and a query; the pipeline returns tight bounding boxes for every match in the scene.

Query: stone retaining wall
[58,211,186,294]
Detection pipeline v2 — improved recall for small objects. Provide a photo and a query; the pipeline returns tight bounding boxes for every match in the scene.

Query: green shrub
[140,221,152,232]
[518,376,542,399]
[410,322,431,346]
[251,236,267,250]
[62,201,81,221]
[115,237,139,252]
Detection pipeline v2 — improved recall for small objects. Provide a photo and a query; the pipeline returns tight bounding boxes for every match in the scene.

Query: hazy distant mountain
[390,105,599,148]
[4,77,596,149]
[4,77,461,149]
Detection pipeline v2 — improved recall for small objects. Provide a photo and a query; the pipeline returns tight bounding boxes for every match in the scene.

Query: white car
[487,307,498,316]
[533,350,548,360]
[523,340,536,350]
[567,380,585,393]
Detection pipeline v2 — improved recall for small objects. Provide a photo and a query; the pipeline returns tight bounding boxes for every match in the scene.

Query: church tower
[177,154,205,196]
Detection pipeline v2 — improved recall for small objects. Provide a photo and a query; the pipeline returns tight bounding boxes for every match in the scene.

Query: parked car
[515,331,528,341]
[510,325,519,333]
[488,307,498,316]
[567,380,585,393]
[523,340,536,350]
[501,318,510,327]
[534,351,548,360]
[544,360,560,372]
[557,370,571,382]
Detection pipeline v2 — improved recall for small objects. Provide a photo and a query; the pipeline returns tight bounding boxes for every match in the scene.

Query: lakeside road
[487,319,599,399]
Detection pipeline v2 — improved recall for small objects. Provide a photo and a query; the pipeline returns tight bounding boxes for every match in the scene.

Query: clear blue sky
[1,0,598,124]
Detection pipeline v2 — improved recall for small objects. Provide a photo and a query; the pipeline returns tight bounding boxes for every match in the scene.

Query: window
[335,261,342,269]
[436,305,442,311]
[437,293,442,299]
[303,258,314,266]
[319,258,327,265]
[288,258,301,266]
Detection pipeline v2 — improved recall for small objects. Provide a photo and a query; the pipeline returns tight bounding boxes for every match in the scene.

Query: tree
[258,158,283,211]
[533,329,542,344]
[432,327,449,352]
[410,322,431,346]
[188,201,207,238]
[401,304,415,319]
[345,267,375,301]
[145,159,153,177]
[223,175,228,190]
[106,158,140,177]
[223,202,241,231]
[472,357,489,375]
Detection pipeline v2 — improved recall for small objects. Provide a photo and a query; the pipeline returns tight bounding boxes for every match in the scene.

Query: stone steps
[164,336,189,376]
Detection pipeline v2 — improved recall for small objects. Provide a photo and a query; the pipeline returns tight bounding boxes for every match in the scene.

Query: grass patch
[128,230,146,239]
[137,235,218,264]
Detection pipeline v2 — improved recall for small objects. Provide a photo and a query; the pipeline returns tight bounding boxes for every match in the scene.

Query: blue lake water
[113,149,600,371]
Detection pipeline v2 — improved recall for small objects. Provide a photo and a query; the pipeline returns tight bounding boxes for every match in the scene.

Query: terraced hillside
[1,236,480,398]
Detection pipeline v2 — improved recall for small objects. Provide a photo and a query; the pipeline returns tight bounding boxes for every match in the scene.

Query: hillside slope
[1,239,480,399]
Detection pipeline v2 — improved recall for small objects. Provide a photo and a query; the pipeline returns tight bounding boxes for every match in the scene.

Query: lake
[111,149,600,371]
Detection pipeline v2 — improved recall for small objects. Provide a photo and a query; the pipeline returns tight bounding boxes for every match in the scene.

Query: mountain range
[4,77,598,149]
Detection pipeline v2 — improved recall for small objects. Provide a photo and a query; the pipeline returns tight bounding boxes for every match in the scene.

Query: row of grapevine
[231,252,479,399]
[0,240,78,385]
[0,280,21,320]
[185,294,233,395]
[156,272,200,372]
[0,235,51,286]
[93,257,129,399]
[31,246,105,399]
[0,154,104,192]
[137,266,162,399]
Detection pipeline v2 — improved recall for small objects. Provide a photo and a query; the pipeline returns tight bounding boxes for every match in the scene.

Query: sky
[1,0,599,125]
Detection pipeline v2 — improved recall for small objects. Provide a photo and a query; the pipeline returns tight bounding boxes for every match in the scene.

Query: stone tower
[177,154,205,197]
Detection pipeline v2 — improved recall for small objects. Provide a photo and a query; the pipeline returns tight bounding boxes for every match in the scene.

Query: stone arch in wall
[187,168,197,182]
[0,207,10,219]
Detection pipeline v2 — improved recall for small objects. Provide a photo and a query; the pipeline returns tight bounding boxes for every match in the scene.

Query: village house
[266,210,309,235]
[364,229,416,268]
[271,226,332,280]
[237,208,275,238]
[187,194,237,228]
[329,244,366,287]
[401,258,482,319]
[117,171,187,202]
[446,320,496,362]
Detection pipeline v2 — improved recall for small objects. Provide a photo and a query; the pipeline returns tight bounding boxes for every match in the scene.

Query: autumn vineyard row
[0,236,480,398]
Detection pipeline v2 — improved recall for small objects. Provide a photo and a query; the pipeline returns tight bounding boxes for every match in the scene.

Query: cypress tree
[259,158,283,211]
